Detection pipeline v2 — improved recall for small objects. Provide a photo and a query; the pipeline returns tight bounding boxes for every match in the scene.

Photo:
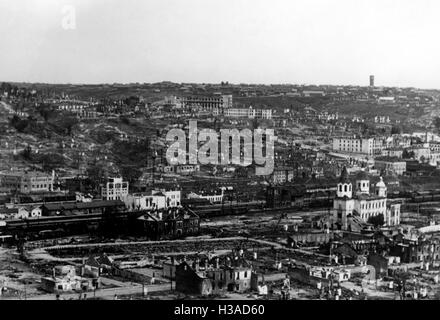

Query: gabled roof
[85,253,113,267]
[85,256,101,268]
[333,243,359,257]
[96,253,113,266]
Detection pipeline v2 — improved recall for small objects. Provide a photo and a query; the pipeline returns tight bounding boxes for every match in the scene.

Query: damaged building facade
[175,253,253,296]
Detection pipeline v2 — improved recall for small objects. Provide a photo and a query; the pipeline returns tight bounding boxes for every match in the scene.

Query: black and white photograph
[0,0,440,313]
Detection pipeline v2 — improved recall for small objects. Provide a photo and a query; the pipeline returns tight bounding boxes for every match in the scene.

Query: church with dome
[332,167,401,231]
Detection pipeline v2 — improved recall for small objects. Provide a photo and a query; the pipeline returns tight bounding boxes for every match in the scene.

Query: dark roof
[333,243,359,257]
[355,170,369,180]
[0,208,18,214]
[375,157,405,163]
[85,254,113,267]
[43,200,125,212]
[355,194,385,201]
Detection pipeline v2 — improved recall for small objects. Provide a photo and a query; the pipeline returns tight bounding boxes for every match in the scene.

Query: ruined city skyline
[3,0,440,308]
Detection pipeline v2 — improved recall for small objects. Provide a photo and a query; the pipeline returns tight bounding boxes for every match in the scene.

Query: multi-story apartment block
[332,137,387,156]
[271,167,294,184]
[224,107,272,120]
[123,189,181,211]
[0,171,54,194]
[333,137,375,156]
[181,94,233,111]
[101,177,129,201]
[374,158,407,176]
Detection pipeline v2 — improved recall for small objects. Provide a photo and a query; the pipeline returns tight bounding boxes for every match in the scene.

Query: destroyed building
[136,207,200,240]
[175,252,253,296]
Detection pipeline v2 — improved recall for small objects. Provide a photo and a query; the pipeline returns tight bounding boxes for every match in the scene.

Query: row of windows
[361,201,385,210]
[104,190,128,195]
[209,270,250,281]
[23,184,50,189]
[361,213,381,220]
[357,182,369,188]
[338,184,352,192]
[107,183,128,188]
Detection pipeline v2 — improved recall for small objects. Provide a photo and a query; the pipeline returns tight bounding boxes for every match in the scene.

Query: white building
[101,177,129,201]
[123,190,181,211]
[408,143,440,165]
[333,168,400,230]
[163,190,181,207]
[332,137,388,156]
[123,193,166,211]
[187,187,228,204]
[378,97,396,104]
[332,137,375,156]
[374,116,391,124]
[224,107,273,120]
[303,91,325,97]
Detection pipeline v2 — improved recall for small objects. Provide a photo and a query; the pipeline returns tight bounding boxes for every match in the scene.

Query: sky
[0,0,440,88]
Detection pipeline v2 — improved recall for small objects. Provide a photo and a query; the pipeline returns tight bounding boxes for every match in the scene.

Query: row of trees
[10,114,78,137]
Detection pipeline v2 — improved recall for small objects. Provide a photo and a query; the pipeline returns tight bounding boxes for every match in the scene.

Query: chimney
[204,259,209,270]
[52,268,56,279]
[215,257,220,269]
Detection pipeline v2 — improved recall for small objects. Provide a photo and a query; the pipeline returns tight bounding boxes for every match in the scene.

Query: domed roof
[339,167,350,183]
[376,177,386,188]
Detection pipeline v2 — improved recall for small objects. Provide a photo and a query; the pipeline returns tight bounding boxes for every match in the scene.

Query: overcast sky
[0,0,439,88]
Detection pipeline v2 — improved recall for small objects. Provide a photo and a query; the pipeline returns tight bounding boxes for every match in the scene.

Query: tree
[368,214,385,228]
[391,126,402,135]
[57,116,78,136]
[38,104,53,122]
[10,115,29,133]
[120,116,130,125]
[86,161,107,193]
[120,165,142,184]
[21,145,32,160]
[37,153,65,172]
